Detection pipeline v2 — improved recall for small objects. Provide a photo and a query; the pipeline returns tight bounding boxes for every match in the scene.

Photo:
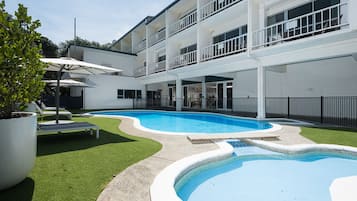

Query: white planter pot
[0,112,37,190]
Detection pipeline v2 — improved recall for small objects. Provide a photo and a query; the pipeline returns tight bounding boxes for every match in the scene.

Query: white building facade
[75,0,357,123]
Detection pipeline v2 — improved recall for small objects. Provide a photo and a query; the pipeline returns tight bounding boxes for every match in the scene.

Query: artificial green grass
[0,117,162,201]
[300,127,357,147]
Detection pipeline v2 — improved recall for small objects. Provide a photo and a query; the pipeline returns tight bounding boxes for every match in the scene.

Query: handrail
[201,34,247,62]
[170,50,197,69]
[253,2,348,48]
[149,29,166,46]
[149,61,166,74]
[200,0,241,21]
[169,10,197,36]
[135,40,146,53]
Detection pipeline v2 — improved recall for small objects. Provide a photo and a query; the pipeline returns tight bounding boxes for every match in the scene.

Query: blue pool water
[91,111,272,134]
[176,142,357,201]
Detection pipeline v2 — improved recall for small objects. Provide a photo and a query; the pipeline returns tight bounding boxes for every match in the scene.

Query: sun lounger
[37,122,100,139]
[36,101,65,111]
[33,102,72,120]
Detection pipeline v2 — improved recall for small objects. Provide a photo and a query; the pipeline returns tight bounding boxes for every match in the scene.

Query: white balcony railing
[134,66,146,77]
[200,0,241,21]
[134,40,146,53]
[169,11,197,36]
[253,2,348,48]
[149,61,166,74]
[170,50,197,69]
[149,29,166,46]
[201,34,247,62]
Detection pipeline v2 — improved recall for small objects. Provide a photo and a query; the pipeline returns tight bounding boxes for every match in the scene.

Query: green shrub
[0,1,46,119]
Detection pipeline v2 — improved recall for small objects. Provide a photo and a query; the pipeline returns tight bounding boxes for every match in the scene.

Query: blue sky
[5,0,173,45]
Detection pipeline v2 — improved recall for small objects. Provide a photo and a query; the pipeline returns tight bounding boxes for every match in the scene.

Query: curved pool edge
[150,140,357,201]
[150,141,234,201]
[245,139,357,157]
[86,110,282,136]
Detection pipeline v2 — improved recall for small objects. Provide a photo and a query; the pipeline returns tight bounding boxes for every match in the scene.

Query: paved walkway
[97,117,314,201]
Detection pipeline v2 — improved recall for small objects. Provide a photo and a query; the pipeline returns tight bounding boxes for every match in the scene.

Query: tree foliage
[0,1,46,119]
[40,36,58,58]
[58,37,111,56]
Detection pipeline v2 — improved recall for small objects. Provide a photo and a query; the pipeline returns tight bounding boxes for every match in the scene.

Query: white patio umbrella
[43,79,91,88]
[40,57,122,124]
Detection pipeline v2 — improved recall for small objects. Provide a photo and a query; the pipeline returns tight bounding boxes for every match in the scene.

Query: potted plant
[0,1,46,190]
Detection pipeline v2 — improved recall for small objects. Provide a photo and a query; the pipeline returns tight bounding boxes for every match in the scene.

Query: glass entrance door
[183,86,188,107]
[227,82,233,109]
[217,83,224,109]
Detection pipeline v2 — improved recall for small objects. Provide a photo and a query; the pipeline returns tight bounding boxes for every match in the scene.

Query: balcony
[134,66,146,77]
[134,40,146,53]
[169,10,197,36]
[170,50,197,69]
[253,2,348,48]
[149,29,166,47]
[201,34,247,62]
[200,0,241,21]
[149,61,166,74]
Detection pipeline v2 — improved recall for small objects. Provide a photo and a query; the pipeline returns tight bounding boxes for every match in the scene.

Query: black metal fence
[42,95,83,109]
[132,96,357,128]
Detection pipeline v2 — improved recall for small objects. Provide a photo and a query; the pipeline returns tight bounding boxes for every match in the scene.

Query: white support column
[201,79,206,109]
[257,65,266,119]
[347,0,356,30]
[165,10,170,71]
[145,24,150,76]
[176,79,182,111]
[196,0,201,63]
[223,82,227,110]
[247,0,254,54]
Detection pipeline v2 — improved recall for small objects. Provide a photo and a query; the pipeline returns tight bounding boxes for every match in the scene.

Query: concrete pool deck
[96,117,314,201]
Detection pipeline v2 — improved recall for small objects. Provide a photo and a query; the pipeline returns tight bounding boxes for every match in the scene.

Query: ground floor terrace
[136,56,357,128]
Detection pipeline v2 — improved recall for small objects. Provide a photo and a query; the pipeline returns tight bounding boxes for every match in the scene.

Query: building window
[124,90,136,99]
[118,89,142,99]
[267,0,340,26]
[158,55,166,62]
[117,89,124,99]
[136,90,142,99]
[213,25,248,44]
[180,44,197,55]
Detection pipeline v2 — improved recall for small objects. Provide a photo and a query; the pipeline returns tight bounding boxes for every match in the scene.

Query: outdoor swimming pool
[175,141,357,201]
[91,111,273,134]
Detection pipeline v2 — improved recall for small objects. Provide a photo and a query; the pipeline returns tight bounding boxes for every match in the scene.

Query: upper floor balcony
[201,33,247,62]
[170,50,197,69]
[134,66,146,77]
[253,2,348,49]
[149,29,166,47]
[149,60,166,75]
[200,0,242,21]
[134,39,146,53]
[169,10,197,36]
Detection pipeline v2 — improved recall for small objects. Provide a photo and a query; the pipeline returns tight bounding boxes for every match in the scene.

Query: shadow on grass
[0,178,34,201]
[37,129,135,156]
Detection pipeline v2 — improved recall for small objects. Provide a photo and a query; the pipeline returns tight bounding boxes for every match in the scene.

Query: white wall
[83,75,145,110]
[82,47,137,77]
[235,56,357,97]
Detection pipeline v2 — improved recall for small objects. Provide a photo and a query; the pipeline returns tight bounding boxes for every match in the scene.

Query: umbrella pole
[56,65,65,124]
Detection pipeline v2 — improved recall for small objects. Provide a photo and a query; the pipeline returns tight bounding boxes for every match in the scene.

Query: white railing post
[200,34,247,62]
[253,3,348,48]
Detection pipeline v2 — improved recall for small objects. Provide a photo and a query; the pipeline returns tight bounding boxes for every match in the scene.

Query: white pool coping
[86,110,282,136]
[150,139,357,201]
[150,141,234,201]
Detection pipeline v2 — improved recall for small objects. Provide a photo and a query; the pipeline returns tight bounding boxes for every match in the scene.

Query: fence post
[287,96,290,118]
[320,96,324,124]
